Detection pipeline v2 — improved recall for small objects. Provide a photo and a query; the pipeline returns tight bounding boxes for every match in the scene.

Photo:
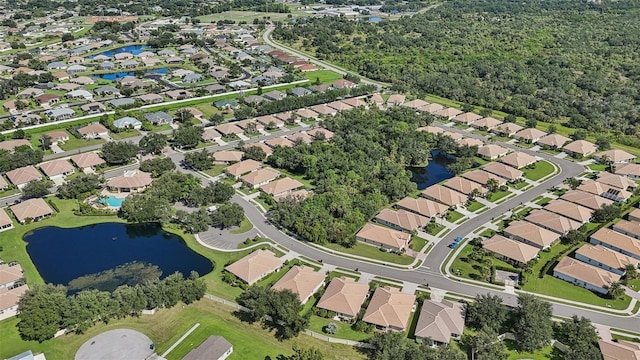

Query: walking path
[161,323,200,358]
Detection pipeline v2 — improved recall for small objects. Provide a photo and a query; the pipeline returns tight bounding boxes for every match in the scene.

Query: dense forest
[268,107,436,246]
[274,0,640,142]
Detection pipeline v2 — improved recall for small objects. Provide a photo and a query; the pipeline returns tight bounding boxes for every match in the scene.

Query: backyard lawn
[323,242,414,265]
[425,223,445,236]
[504,340,557,360]
[202,165,226,177]
[522,160,555,181]
[588,163,608,172]
[307,316,372,342]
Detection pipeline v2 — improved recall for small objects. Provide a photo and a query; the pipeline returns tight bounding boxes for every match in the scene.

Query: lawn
[588,163,608,172]
[0,187,20,199]
[534,197,552,206]
[307,316,371,342]
[466,200,485,212]
[196,10,298,23]
[323,242,414,265]
[110,129,140,140]
[202,165,227,177]
[511,181,529,190]
[450,243,518,281]
[522,160,555,181]
[446,210,464,223]
[504,339,557,360]
[327,271,359,282]
[229,216,253,234]
[303,70,343,84]
[0,299,365,360]
[59,137,105,151]
[488,190,512,202]
[410,235,429,252]
[425,223,445,236]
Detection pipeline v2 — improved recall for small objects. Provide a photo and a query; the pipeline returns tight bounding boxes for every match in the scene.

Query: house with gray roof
[106,98,135,108]
[94,86,120,96]
[206,84,226,94]
[263,90,287,101]
[144,111,172,125]
[291,87,312,97]
[182,336,233,360]
[215,99,241,110]
[183,73,203,83]
[113,116,142,129]
[100,61,115,70]
[251,76,273,85]
[45,108,75,121]
[47,61,66,70]
[157,49,175,57]
[121,59,139,69]
[67,64,87,74]
[66,89,93,100]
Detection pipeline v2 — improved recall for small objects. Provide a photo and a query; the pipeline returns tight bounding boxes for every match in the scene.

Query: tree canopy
[512,294,553,352]
[100,141,139,165]
[138,133,168,155]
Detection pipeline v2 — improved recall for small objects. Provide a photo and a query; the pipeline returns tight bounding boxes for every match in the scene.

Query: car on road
[449,236,463,249]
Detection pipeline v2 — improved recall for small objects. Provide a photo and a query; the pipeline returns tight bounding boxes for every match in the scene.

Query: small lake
[408,150,456,190]
[92,67,168,80]
[25,223,213,290]
[87,44,151,59]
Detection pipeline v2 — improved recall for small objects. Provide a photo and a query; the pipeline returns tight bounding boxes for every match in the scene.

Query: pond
[408,150,456,190]
[87,44,151,59]
[25,223,213,291]
[92,67,168,80]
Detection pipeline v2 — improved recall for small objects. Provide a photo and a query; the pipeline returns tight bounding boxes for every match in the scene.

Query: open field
[197,11,298,23]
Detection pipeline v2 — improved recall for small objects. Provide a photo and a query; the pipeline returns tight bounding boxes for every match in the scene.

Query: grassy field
[323,242,414,265]
[504,340,557,360]
[197,11,297,23]
[303,70,343,84]
[59,137,105,151]
[522,160,556,181]
[0,299,365,360]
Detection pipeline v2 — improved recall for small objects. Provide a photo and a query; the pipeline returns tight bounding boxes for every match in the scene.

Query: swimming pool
[100,196,125,207]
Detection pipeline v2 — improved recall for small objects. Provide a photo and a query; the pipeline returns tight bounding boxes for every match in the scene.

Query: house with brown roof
[503,220,561,250]
[402,99,430,110]
[375,208,430,232]
[259,177,303,197]
[10,198,53,223]
[513,128,547,143]
[256,115,284,129]
[590,228,640,260]
[575,244,639,275]
[265,137,295,149]
[615,163,640,180]
[215,123,243,137]
[560,190,614,211]
[461,169,506,187]
[596,172,638,191]
[524,209,581,235]
[414,300,465,346]
[421,184,467,207]
[287,132,314,145]
[71,152,105,171]
[477,144,509,160]
[482,162,523,181]
[433,107,463,119]
[537,134,571,149]
[0,284,28,321]
[77,123,109,139]
[225,159,262,178]
[202,128,222,143]
[274,189,311,203]
[0,209,14,232]
[35,93,60,106]
[0,176,7,191]
[243,142,273,157]
[440,131,463,140]
[455,137,484,148]
[613,220,640,241]
[421,103,445,114]
[316,277,369,320]
[452,112,482,125]
[45,131,69,145]
[418,126,444,135]
[0,139,31,152]
[0,263,23,288]
[327,101,353,112]
[578,180,633,203]
[342,98,367,109]
[492,122,523,137]
[443,176,486,196]
[363,286,416,332]
[386,94,406,106]
[213,150,244,163]
[39,159,75,180]
[356,223,412,252]
[310,104,337,116]
[598,339,640,360]
[553,257,620,295]
[307,128,335,140]
[107,170,153,193]
[499,152,537,169]
[6,166,42,189]
[563,140,598,158]
[271,266,325,304]
[543,199,592,224]
[395,196,448,218]
[470,117,502,130]
[630,209,640,223]
[241,168,280,188]
[594,149,636,164]
[483,235,539,265]
[224,249,284,285]
[296,108,319,120]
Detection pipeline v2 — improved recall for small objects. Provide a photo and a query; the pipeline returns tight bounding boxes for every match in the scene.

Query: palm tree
[486,178,499,193]
[607,281,625,299]
[624,264,638,281]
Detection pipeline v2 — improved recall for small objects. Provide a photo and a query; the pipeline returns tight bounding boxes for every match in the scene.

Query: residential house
[206,84,226,94]
[414,300,465,346]
[256,115,284,129]
[17,87,44,99]
[0,209,13,232]
[215,124,243,137]
[106,98,135,108]
[342,98,367,109]
[66,89,93,100]
[596,172,638,191]
[355,223,412,252]
[332,79,356,89]
[273,189,311,202]
[45,108,75,121]
[113,116,142,129]
[499,152,537,169]
[594,149,636,164]
[265,137,295,149]
[121,59,139,69]
[6,166,42,189]
[375,208,430,232]
[455,137,484,148]
[47,61,67,70]
[77,123,109,139]
[183,73,203,83]
[363,287,416,332]
[482,162,524,181]
[228,80,250,90]
[421,103,445,114]
[287,133,314,145]
[421,184,467,207]
[543,199,593,224]
[0,284,28,320]
[452,112,482,125]
[291,87,312,97]
[578,180,632,203]
[442,131,465,140]
[165,90,193,100]
[114,52,134,61]
[310,104,337,117]
[524,209,581,235]
[225,159,262,178]
[67,64,87,74]
[575,244,639,276]
[243,95,266,105]
[42,131,68,146]
[316,277,369,320]
[386,94,406,106]
[598,339,640,360]
[202,128,222,143]
[483,235,539,265]
[35,94,60,106]
[560,190,614,211]
[271,266,325,305]
[307,128,335,140]
[461,169,506,187]
[224,249,284,285]
[476,144,509,160]
[492,123,523,137]
[563,140,598,158]
[395,196,448,218]
[243,142,273,157]
[513,128,547,143]
[143,111,172,125]
[241,168,280,188]
[630,208,640,223]
[443,176,486,196]
[94,86,120,96]
[503,220,561,250]
[213,150,244,163]
[39,159,75,180]
[100,61,115,70]
[0,140,31,152]
[263,90,287,101]
[613,220,640,240]
[10,198,53,223]
[553,257,620,295]
[471,117,502,130]
[259,177,304,197]
[71,152,105,171]
[0,263,23,288]
[214,99,240,110]
[615,163,640,180]
[537,134,571,149]
[137,93,163,104]
[106,170,153,193]
[402,99,429,110]
[182,336,233,360]
[590,228,640,260]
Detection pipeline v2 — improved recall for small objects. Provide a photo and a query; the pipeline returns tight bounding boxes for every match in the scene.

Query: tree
[210,203,244,229]
[565,177,582,190]
[595,136,611,151]
[61,33,74,42]
[172,124,203,149]
[463,326,507,360]
[242,145,267,161]
[556,316,602,360]
[57,174,103,199]
[512,294,553,352]
[466,294,508,332]
[209,113,225,125]
[624,264,638,282]
[22,179,52,199]
[571,129,587,140]
[486,178,499,193]
[504,114,516,123]
[592,204,621,223]
[118,194,172,223]
[547,124,557,134]
[184,149,212,171]
[13,129,26,139]
[139,157,176,177]
[174,209,211,233]
[562,229,586,245]
[607,281,625,299]
[101,141,139,165]
[525,118,538,129]
[276,346,324,360]
[40,135,52,150]
[17,284,69,342]
[138,133,168,154]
